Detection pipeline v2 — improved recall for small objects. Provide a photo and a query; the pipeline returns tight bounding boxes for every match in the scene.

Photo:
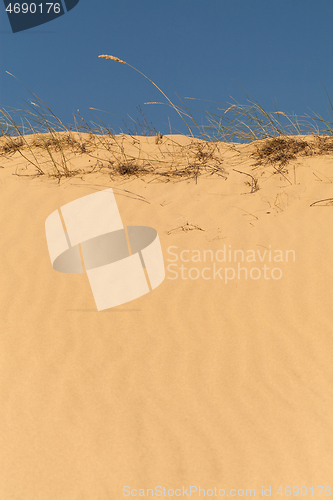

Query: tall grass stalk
[98,54,197,138]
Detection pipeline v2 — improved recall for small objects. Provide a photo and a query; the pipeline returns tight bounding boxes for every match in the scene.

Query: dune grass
[1,58,333,185]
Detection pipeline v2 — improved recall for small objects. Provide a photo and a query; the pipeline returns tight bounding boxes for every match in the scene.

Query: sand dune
[0,133,332,499]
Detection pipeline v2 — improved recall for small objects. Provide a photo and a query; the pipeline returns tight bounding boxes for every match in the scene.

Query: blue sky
[1,0,333,137]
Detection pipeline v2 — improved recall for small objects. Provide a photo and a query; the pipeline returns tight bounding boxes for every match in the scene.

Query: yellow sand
[0,134,332,499]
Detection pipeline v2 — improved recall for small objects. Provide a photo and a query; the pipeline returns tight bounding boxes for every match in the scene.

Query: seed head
[225,105,237,114]
[98,55,126,64]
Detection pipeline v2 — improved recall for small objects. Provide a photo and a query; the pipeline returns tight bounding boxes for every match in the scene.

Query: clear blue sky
[1,0,333,137]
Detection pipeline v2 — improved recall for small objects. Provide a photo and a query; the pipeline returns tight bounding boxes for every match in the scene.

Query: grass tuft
[252,135,333,171]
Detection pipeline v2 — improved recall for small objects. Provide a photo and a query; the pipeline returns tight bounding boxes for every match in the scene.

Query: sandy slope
[0,134,333,499]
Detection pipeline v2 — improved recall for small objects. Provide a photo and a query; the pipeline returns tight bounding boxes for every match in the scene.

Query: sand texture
[0,133,333,499]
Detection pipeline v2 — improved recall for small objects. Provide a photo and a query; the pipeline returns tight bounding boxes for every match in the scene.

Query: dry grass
[107,159,154,179]
[313,135,333,154]
[2,128,333,192]
[251,135,333,173]
[233,169,259,194]
[252,137,310,169]
[166,219,205,235]
[0,127,228,184]
[0,137,24,155]
[29,133,91,154]
[92,136,228,183]
[1,61,333,188]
